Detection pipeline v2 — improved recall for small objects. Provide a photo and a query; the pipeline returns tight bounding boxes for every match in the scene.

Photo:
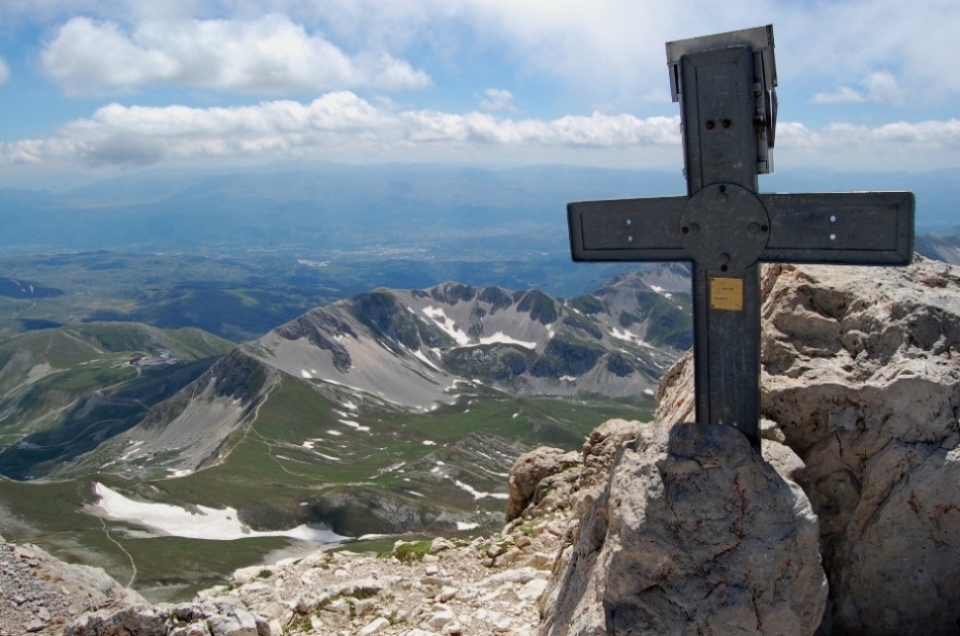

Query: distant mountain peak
[252,276,690,411]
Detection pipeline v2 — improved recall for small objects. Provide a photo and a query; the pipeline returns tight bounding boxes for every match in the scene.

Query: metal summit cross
[567,25,914,444]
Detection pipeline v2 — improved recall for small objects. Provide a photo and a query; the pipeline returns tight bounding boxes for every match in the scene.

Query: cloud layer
[41,14,430,95]
[23,1,960,105]
[3,93,958,171]
[3,0,960,176]
[0,93,681,167]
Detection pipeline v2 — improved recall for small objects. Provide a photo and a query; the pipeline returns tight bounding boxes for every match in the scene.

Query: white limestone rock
[539,421,826,636]
[760,260,960,635]
[637,258,960,635]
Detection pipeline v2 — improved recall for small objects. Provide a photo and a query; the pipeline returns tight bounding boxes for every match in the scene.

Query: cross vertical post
[566,25,914,444]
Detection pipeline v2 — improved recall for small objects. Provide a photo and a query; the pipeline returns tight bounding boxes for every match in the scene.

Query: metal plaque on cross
[567,24,914,444]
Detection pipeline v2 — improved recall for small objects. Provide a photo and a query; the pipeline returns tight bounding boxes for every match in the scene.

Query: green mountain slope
[0,323,235,479]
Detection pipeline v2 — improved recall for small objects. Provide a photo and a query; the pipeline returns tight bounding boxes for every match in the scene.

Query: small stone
[353,598,376,616]
[545,521,565,536]
[494,547,520,566]
[170,623,212,636]
[421,576,449,587]
[322,598,350,616]
[517,578,548,601]
[358,617,390,636]
[437,586,458,602]
[425,604,456,629]
[25,619,46,633]
[526,552,555,570]
[15,546,38,560]
[430,538,456,553]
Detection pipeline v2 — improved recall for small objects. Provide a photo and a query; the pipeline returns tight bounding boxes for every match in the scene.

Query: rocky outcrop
[506,419,650,525]
[66,598,271,636]
[538,421,826,636]
[0,538,145,636]
[537,257,960,635]
[759,259,960,635]
[506,447,580,522]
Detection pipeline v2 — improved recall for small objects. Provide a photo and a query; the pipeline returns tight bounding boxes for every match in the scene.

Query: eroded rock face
[0,538,146,636]
[507,447,581,522]
[539,421,826,636]
[760,260,960,635]
[539,258,960,635]
[506,419,644,524]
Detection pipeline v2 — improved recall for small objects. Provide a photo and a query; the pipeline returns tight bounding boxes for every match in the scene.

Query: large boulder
[507,447,581,522]
[760,259,960,635]
[506,419,645,523]
[539,421,826,635]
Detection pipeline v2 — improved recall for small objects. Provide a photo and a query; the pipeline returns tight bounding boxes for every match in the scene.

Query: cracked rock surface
[760,259,960,635]
[0,538,144,636]
[539,421,826,636]
[545,258,960,635]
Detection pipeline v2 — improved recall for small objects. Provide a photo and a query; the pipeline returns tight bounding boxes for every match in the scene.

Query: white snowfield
[92,483,346,542]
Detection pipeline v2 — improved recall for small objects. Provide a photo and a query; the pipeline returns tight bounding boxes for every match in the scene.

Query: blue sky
[1,0,959,188]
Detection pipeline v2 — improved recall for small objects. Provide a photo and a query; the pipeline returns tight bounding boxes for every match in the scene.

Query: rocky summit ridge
[252,268,689,411]
[3,256,959,635]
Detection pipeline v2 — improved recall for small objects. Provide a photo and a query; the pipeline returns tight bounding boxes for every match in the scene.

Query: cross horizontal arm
[759,191,914,265]
[567,196,689,262]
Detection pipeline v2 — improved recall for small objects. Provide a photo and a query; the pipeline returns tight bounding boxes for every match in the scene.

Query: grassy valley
[0,323,235,479]
[0,259,665,600]
[0,379,651,601]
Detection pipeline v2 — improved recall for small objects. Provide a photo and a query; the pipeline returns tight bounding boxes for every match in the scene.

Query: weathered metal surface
[566,24,916,444]
[759,191,914,264]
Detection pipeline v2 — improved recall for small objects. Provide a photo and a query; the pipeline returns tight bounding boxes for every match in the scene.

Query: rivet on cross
[567,25,914,444]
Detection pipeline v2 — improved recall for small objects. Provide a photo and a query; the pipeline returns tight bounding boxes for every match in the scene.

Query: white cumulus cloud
[4,91,959,172]
[0,58,9,85]
[863,72,902,105]
[40,14,431,95]
[0,92,682,168]
[479,88,514,111]
[774,118,960,170]
[811,72,903,106]
[811,86,864,105]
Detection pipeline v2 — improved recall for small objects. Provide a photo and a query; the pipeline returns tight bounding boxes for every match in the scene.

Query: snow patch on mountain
[422,306,470,345]
[92,483,346,542]
[478,332,536,348]
[339,419,371,432]
[454,480,509,501]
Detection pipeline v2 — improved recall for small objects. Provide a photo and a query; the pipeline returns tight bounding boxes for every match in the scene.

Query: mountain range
[0,265,690,594]
[1,264,689,482]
